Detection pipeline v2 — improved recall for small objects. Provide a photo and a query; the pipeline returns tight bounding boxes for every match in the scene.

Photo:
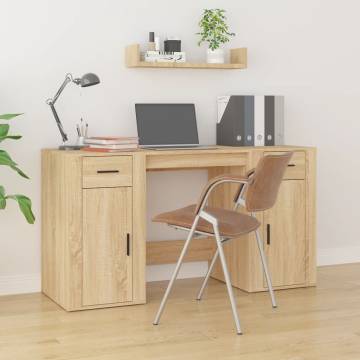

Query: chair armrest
[233,168,256,203]
[194,174,249,214]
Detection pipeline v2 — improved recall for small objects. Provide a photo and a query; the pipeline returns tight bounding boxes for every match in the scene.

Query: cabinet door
[263,180,306,287]
[82,187,133,306]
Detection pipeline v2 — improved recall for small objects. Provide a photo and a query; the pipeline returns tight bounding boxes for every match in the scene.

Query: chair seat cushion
[153,205,260,238]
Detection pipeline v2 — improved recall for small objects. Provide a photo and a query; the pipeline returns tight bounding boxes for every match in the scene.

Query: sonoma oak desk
[42,146,316,311]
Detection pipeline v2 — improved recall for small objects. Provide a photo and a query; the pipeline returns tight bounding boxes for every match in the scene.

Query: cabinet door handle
[97,170,119,174]
[266,224,271,245]
[287,164,296,167]
[126,233,130,256]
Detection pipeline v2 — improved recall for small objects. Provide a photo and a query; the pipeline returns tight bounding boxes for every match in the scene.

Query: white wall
[1,0,360,294]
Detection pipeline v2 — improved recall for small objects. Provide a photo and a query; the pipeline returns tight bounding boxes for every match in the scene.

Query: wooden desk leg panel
[206,165,260,291]
[306,148,317,286]
[132,153,147,304]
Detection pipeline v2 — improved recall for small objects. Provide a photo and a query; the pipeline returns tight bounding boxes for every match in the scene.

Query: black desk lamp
[46,73,100,150]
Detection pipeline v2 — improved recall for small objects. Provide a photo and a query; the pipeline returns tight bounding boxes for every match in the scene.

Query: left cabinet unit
[41,150,146,311]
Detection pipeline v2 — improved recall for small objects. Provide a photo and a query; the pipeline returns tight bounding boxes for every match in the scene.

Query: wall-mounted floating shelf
[125,44,247,70]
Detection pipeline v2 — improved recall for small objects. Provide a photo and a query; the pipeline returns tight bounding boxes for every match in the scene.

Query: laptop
[135,103,216,149]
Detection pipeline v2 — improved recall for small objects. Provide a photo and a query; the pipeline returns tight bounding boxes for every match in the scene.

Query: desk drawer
[146,153,248,170]
[264,151,306,179]
[82,156,132,188]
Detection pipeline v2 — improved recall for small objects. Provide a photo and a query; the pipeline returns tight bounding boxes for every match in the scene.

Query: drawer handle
[266,224,271,245]
[126,233,130,256]
[287,164,296,167]
[96,170,119,174]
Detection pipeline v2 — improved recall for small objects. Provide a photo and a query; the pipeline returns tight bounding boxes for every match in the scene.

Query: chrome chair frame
[153,178,277,335]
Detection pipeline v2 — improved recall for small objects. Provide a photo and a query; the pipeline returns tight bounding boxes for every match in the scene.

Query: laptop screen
[135,104,199,146]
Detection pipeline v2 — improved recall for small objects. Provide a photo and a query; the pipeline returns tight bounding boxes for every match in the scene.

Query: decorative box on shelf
[125,44,247,69]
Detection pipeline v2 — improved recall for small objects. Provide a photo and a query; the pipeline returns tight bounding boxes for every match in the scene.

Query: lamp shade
[80,73,100,87]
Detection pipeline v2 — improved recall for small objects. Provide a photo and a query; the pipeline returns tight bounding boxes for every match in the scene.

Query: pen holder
[76,136,85,146]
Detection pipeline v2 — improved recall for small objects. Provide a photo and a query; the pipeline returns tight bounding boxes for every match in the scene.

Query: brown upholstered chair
[152,152,293,334]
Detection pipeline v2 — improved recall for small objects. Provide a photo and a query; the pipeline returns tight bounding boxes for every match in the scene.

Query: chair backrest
[245,152,293,212]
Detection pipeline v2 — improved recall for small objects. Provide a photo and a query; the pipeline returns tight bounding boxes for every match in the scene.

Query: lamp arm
[49,102,68,143]
[46,73,74,143]
[50,73,73,105]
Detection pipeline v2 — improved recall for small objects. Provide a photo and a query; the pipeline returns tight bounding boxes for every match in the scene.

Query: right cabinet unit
[211,148,316,292]
[263,180,306,288]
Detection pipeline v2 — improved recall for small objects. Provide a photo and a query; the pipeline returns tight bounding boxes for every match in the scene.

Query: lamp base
[59,144,86,150]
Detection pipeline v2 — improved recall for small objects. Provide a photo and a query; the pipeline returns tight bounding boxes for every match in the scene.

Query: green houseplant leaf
[0,135,22,142]
[5,195,35,224]
[0,186,6,209]
[0,123,22,142]
[0,124,9,137]
[0,186,34,223]
[10,165,29,179]
[0,113,34,223]
[197,9,235,51]
[0,113,23,120]
[0,149,17,167]
[0,150,29,178]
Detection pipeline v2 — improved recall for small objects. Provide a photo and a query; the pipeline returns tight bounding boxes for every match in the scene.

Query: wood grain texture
[306,147,317,285]
[146,152,248,170]
[132,153,147,304]
[125,44,140,67]
[208,165,256,291]
[42,150,64,305]
[42,145,313,157]
[209,148,315,293]
[82,156,132,188]
[82,187,133,306]
[64,154,84,310]
[263,180,306,287]
[42,151,141,311]
[42,145,316,311]
[1,264,358,360]
[147,238,216,265]
[230,47,247,67]
[264,150,306,179]
[125,43,247,69]
[41,150,83,310]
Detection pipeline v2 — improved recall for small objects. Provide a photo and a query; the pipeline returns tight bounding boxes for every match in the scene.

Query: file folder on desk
[217,95,284,147]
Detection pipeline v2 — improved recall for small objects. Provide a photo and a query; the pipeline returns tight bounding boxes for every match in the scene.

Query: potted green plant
[197,9,235,64]
[0,113,35,224]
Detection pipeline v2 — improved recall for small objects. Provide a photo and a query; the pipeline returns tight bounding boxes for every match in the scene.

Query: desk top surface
[43,145,316,157]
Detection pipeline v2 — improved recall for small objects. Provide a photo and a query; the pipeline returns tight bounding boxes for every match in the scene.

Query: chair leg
[214,225,242,335]
[255,229,277,308]
[153,216,200,325]
[196,248,219,300]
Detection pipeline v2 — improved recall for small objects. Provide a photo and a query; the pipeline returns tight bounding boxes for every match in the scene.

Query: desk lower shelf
[147,238,216,265]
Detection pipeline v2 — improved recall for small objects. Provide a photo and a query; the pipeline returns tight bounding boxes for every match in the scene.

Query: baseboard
[0,273,41,296]
[1,248,359,295]
[317,246,360,266]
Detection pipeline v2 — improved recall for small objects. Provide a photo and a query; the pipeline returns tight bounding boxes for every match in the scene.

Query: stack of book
[143,51,186,63]
[83,137,139,152]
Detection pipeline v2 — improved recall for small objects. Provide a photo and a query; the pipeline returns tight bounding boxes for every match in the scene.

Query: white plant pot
[206,48,225,64]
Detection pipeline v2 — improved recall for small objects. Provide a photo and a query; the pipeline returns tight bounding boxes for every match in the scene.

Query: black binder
[217,95,284,147]
[217,96,254,146]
